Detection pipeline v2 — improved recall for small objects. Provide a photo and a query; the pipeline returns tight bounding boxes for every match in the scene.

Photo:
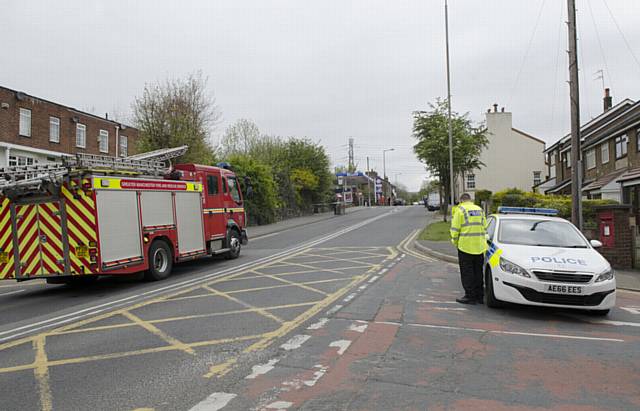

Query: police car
[484,207,615,315]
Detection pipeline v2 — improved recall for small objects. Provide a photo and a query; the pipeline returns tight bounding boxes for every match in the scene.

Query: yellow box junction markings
[0,246,396,411]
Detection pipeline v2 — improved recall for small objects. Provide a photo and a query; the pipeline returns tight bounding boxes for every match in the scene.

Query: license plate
[546,284,583,294]
[75,245,88,258]
[0,252,8,264]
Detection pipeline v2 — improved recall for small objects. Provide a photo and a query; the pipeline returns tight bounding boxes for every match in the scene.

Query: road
[0,206,638,411]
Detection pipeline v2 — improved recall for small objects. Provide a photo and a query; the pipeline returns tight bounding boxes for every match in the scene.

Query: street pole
[367,156,372,207]
[445,0,456,212]
[383,148,394,206]
[567,0,583,229]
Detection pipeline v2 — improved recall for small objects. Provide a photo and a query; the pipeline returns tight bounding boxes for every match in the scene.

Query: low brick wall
[595,205,633,269]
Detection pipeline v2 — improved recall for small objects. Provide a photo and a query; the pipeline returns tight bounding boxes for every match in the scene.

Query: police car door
[484,217,497,267]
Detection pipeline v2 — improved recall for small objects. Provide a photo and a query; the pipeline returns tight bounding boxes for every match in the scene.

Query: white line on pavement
[348,322,368,333]
[280,334,311,350]
[368,276,380,283]
[329,340,351,355]
[0,289,25,297]
[307,318,329,330]
[326,305,343,316]
[189,392,237,411]
[245,359,280,380]
[406,323,625,342]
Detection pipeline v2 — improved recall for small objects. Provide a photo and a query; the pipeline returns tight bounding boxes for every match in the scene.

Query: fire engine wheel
[225,229,241,260]
[145,240,173,281]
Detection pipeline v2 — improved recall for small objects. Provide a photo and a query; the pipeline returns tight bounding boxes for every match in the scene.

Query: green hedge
[490,188,616,227]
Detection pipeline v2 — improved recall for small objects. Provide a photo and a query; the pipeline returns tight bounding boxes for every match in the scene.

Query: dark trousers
[457,250,484,299]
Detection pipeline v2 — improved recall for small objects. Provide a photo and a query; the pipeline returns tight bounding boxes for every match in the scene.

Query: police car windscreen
[498,219,588,248]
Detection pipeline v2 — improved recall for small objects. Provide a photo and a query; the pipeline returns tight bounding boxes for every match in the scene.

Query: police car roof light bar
[497,206,559,216]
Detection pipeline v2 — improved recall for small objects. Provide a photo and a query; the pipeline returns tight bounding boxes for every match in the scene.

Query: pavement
[0,206,638,410]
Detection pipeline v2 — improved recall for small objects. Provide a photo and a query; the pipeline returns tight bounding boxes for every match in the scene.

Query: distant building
[0,85,138,168]
[458,104,546,197]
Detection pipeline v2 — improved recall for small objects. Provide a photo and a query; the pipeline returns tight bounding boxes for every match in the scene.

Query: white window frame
[533,171,541,186]
[119,135,128,157]
[98,129,109,153]
[49,116,60,143]
[9,155,35,167]
[586,149,596,170]
[601,142,609,164]
[615,134,628,159]
[19,108,31,137]
[466,173,476,190]
[76,123,86,148]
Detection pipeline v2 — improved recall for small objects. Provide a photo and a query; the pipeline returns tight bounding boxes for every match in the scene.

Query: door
[204,173,226,239]
[224,174,245,228]
[13,201,66,277]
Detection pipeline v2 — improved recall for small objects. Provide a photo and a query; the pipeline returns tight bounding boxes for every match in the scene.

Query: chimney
[501,107,505,112]
[493,103,498,113]
[603,88,612,112]
[105,112,109,120]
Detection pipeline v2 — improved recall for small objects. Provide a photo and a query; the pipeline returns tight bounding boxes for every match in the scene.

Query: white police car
[484,207,615,315]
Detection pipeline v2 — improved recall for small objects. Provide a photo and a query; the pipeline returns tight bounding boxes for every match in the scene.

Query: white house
[459,104,546,197]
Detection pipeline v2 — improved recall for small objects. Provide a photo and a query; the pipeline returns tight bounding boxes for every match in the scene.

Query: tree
[133,72,220,164]
[413,99,488,220]
[219,119,260,157]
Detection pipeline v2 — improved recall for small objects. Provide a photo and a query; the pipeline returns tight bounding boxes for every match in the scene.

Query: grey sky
[2,0,639,191]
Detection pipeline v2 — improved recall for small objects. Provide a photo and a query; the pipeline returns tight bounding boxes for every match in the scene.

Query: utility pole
[444,0,456,211]
[567,0,582,229]
[348,138,354,172]
[367,156,372,207]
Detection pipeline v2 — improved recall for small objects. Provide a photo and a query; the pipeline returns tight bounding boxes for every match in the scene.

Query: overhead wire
[508,0,547,108]
[601,0,640,73]
[576,6,593,120]
[550,0,565,141]
[586,0,615,92]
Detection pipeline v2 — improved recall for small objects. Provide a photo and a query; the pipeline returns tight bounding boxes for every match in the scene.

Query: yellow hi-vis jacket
[450,201,487,255]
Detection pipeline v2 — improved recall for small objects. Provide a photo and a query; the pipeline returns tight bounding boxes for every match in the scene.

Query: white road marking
[416,300,458,304]
[620,306,640,315]
[280,334,311,350]
[400,253,406,258]
[245,359,280,380]
[307,318,329,330]
[329,340,351,355]
[326,305,343,316]
[379,268,388,274]
[0,289,25,297]
[304,364,328,386]
[343,293,357,302]
[189,392,237,411]
[583,319,640,328]
[368,276,380,283]
[0,210,398,344]
[266,401,293,410]
[358,284,368,291]
[406,323,625,342]
[431,279,444,283]
[431,307,468,311]
[348,323,368,333]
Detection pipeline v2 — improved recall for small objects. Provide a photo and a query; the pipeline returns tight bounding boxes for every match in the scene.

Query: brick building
[0,85,138,167]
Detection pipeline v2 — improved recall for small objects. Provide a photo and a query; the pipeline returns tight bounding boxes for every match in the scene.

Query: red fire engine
[0,147,249,283]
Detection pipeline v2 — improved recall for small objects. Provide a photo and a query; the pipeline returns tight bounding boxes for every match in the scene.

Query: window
[562,151,571,168]
[601,142,609,164]
[586,149,596,170]
[533,171,542,186]
[98,129,109,153]
[8,155,35,167]
[19,108,31,137]
[227,176,241,202]
[466,174,475,190]
[615,134,628,159]
[486,217,496,241]
[76,124,86,148]
[207,175,219,195]
[498,219,588,248]
[49,117,60,143]
[119,135,128,157]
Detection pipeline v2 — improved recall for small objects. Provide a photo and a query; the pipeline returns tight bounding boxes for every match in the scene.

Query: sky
[1,0,639,191]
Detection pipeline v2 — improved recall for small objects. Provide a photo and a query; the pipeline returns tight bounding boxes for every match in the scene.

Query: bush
[227,154,279,226]
[489,188,616,227]
[474,189,492,206]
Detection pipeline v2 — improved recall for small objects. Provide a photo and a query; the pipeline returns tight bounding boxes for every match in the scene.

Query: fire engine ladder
[126,145,188,162]
[0,162,69,194]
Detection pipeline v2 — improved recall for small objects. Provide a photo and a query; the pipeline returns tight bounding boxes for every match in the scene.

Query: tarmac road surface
[0,206,638,411]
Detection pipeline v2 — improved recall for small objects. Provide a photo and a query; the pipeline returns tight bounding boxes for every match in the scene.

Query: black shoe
[475,296,485,304]
[456,296,477,305]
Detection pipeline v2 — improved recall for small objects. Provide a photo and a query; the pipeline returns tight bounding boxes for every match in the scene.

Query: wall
[471,110,546,194]
[596,205,633,269]
[0,87,138,161]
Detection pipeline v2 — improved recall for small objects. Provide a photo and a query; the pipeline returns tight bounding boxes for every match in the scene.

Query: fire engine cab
[0,146,249,283]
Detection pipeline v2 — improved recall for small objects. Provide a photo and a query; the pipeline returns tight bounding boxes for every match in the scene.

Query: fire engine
[0,146,249,283]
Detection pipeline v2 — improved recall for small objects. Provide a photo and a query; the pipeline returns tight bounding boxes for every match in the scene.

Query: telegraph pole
[367,156,372,207]
[445,0,456,210]
[567,0,583,229]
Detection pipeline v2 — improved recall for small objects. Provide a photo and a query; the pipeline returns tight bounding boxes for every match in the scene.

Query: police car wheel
[225,229,241,260]
[145,240,173,281]
[587,309,610,316]
[484,266,504,308]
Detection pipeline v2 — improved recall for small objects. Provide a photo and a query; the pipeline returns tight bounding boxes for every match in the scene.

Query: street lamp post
[383,148,395,206]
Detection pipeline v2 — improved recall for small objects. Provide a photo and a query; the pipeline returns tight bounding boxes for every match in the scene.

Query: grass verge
[418,221,451,242]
